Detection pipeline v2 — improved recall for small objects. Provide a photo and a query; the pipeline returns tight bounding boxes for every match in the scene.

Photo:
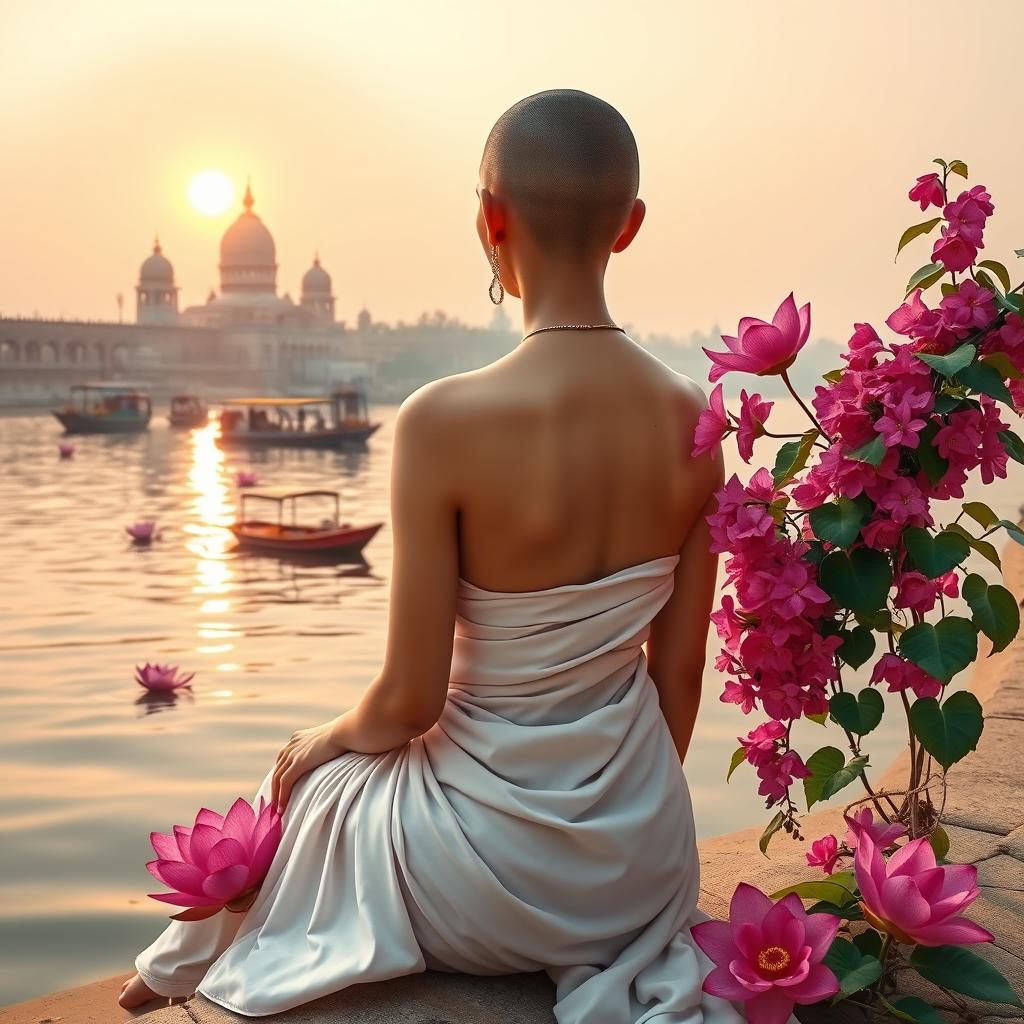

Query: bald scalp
[480,89,640,254]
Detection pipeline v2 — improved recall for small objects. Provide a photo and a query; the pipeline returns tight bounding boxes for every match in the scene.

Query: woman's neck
[517,256,615,338]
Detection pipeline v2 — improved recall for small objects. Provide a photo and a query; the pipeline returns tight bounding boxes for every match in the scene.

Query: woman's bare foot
[117,974,163,1010]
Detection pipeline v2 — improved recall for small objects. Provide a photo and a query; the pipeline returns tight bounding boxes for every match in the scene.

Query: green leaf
[932,157,948,170]
[910,690,984,769]
[958,360,1013,403]
[770,878,857,904]
[759,810,785,856]
[837,625,876,669]
[853,929,883,958]
[1016,247,1024,258]
[911,944,1023,1007]
[978,259,1013,293]
[948,159,969,179]
[900,617,978,684]
[932,392,965,414]
[895,217,942,259]
[974,269,999,295]
[809,496,872,548]
[905,262,947,296]
[880,995,946,1024]
[830,688,884,735]
[998,518,1024,545]
[963,573,1020,654]
[997,290,1023,315]
[929,824,950,860]
[914,419,950,485]
[822,368,844,383]
[819,547,893,614]
[944,522,1001,569]
[963,500,999,529]
[999,430,1024,466]
[727,745,746,782]
[772,429,819,487]
[917,343,976,378]
[806,710,829,725]
[847,434,887,467]
[804,746,869,809]
[902,526,970,579]
[822,938,882,998]
[981,351,1023,380]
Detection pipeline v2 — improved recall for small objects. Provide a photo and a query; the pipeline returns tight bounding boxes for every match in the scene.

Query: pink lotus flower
[58,442,75,458]
[703,294,811,383]
[908,173,945,211]
[692,882,840,1024]
[234,470,260,488]
[147,796,282,921]
[126,520,158,543]
[135,663,195,691]
[843,807,907,851]
[855,833,993,946]
[693,383,730,457]
[806,834,841,875]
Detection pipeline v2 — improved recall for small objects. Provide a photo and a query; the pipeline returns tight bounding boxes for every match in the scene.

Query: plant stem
[780,370,829,439]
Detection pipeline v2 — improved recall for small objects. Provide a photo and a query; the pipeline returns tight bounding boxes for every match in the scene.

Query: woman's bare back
[440,329,716,593]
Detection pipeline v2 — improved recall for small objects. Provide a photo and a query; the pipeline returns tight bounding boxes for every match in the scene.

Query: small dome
[302,254,332,294]
[220,183,276,269]
[140,238,174,282]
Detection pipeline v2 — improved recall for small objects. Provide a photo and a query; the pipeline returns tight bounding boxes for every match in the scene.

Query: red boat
[228,487,383,554]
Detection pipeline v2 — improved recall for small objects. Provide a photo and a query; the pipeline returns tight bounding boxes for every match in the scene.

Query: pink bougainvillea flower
[843,807,907,851]
[939,279,997,332]
[234,470,260,488]
[58,442,75,458]
[693,383,730,457]
[806,834,841,875]
[875,394,928,449]
[739,720,786,767]
[885,289,944,340]
[736,390,774,463]
[944,186,994,246]
[692,882,840,1024]
[147,796,282,921]
[908,173,945,211]
[869,653,942,699]
[126,520,158,543]
[932,228,978,273]
[855,833,993,946]
[135,663,195,691]
[757,749,811,803]
[703,294,811,383]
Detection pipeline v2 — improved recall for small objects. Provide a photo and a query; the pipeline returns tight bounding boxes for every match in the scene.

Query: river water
[0,399,1019,1004]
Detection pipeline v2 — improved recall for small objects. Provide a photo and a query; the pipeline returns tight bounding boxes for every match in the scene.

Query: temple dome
[219,182,277,294]
[140,239,174,282]
[302,255,332,294]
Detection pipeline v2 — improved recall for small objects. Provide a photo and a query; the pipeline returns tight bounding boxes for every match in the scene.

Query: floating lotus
[125,520,158,543]
[135,663,195,691]
[234,470,260,488]
[57,442,75,459]
[147,796,282,920]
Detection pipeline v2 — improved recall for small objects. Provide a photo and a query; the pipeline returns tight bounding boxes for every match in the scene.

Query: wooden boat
[168,395,209,428]
[228,487,383,554]
[53,382,152,434]
[217,385,380,450]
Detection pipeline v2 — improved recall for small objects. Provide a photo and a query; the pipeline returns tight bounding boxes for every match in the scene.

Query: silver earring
[488,245,505,305]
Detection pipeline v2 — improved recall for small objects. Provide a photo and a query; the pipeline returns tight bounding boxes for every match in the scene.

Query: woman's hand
[271,718,347,812]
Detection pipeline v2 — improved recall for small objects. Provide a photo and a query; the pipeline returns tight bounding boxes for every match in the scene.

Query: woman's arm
[646,412,724,764]
[271,383,460,809]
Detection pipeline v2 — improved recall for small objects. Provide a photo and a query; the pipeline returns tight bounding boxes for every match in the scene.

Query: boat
[216,385,380,449]
[228,487,383,554]
[168,395,209,428]
[53,382,152,434]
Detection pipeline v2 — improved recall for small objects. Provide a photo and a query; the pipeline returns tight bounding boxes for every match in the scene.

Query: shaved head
[480,89,640,253]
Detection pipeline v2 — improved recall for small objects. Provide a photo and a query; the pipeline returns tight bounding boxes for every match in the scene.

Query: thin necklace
[520,323,625,343]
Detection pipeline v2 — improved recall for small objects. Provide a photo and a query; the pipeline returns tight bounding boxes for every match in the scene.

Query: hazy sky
[2,1,1021,344]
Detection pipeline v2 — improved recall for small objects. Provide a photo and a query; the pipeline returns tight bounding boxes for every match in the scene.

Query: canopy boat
[217,386,380,450]
[228,487,383,554]
[168,394,209,428]
[53,382,152,434]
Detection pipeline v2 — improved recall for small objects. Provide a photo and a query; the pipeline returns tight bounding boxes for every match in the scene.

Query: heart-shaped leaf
[830,688,884,736]
[804,746,869,809]
[899,617,978,683]
[910,945,1023,1007]
[902,526,969,579]
[917,343,976,378]
[809,496,872,548]
[818,548,893,613]
[823,938,883,998]
[963,573,1020,654]
[837,625,876,669]
[910,691,984,769]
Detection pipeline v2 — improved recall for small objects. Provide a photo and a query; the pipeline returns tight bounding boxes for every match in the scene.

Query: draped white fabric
[135,554,754,1022]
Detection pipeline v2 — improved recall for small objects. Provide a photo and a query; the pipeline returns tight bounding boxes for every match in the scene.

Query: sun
[187,170,235,216]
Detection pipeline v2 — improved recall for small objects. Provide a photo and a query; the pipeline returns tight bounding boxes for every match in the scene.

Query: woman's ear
[610,197,646,254]
[477,186,507,247]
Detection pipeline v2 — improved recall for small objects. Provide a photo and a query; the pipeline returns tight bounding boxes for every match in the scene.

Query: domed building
[300,254,335,323]
[135,238,179,325]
